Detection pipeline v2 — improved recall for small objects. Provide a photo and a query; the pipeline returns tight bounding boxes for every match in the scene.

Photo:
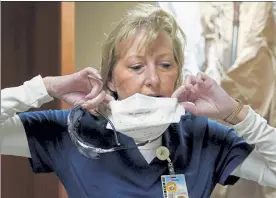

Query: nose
[144,65,160,88]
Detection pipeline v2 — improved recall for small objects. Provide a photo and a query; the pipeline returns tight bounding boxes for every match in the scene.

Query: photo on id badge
[161,174,189,198]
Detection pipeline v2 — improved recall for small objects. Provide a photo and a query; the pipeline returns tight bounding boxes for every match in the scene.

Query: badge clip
[156,146,175,175]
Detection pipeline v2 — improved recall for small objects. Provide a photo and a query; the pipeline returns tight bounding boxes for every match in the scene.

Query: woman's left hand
[172,72,238,120]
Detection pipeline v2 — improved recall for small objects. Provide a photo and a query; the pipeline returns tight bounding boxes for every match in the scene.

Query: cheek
[112,68,144,98]
[160,71,178,95]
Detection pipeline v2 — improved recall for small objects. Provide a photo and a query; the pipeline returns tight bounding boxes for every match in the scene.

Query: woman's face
[108,31,178,100]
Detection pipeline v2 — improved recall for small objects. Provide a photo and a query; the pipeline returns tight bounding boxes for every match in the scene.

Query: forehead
[117,31,174,58]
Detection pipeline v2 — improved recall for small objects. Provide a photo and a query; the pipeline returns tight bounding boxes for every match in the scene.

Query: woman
[1,4,275,198]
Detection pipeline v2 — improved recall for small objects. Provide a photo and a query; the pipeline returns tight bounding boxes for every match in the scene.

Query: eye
[129,65,144,70]
[160,63,172,68]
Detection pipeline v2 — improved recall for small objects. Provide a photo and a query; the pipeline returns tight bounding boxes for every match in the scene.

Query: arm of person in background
[0,67,114,158]
[172,73,276,188]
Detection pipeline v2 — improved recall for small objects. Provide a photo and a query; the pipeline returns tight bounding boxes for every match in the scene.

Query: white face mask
[106,93,185,142]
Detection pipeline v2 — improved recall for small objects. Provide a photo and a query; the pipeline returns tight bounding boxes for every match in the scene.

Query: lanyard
[156,146,176,175]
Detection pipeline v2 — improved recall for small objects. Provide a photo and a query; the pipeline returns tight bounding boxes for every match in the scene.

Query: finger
[196,72,217,89]
[103,93,115,103]
[87,73,103,85]
[186,83,203,102]
[65,93,87,106]
[81,90,106,110]
[185,73,204,89]
[184,75,197,86]
[88,74,102,82]
[184,79,204,102]
[195,78,204,87]
[181,102,198,115]
[185,84,196,94]
[196,72,209,82]
[85,76,103,99]
[184,75,197,93]
[172,86,193,103]
[84,67,102,79]
[171,85,186,99]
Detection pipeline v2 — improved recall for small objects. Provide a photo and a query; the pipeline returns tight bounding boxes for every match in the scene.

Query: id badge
[161,174,189,198]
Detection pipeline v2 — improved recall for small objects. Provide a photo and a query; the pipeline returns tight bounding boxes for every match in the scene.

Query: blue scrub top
[19,109,254,198]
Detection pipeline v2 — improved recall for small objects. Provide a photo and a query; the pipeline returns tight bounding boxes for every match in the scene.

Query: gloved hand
[172,72,238,120]
[43,67,115,111]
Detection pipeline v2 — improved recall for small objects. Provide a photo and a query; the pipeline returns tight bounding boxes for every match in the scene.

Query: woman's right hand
[43,67,115,111]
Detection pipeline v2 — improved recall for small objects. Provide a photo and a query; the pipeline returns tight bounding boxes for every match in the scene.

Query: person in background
[200,2,276,198]
[1,4,276,198]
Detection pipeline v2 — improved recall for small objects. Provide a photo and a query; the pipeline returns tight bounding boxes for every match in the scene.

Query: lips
[146,94,163,97]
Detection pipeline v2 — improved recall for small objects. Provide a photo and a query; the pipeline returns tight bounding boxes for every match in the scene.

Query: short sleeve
[18,110,69,173]
[207,119,255,185]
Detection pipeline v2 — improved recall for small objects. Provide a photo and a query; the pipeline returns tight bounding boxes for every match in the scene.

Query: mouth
[146,94,164,98]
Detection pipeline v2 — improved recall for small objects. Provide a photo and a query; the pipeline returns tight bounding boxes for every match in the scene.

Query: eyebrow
[155,52,174,58]
[124,52,173,60]
[124,55,145,60]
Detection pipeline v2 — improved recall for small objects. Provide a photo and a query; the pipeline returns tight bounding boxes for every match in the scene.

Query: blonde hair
[100,4,186,98]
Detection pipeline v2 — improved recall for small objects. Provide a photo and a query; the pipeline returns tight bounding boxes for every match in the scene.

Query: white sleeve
[0,75,54,157]
[230,106,276,188]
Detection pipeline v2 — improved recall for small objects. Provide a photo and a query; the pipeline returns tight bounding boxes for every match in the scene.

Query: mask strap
[94,108,120,146]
